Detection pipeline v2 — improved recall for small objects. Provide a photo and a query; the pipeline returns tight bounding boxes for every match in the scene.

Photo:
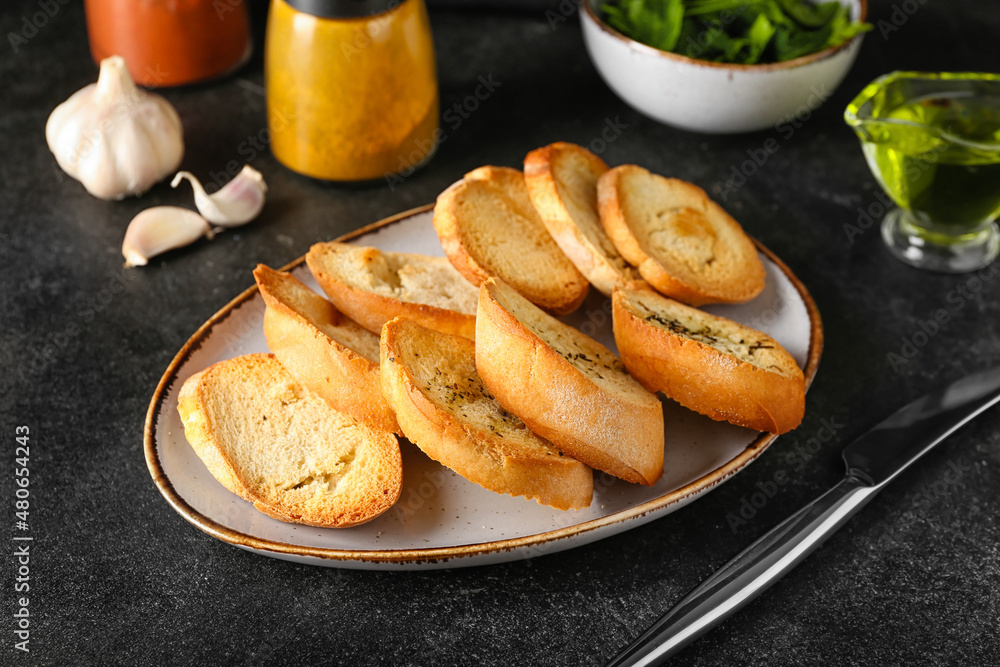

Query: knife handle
[606,472,877,667]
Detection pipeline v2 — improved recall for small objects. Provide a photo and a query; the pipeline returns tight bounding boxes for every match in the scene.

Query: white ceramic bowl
[581,0,867,134]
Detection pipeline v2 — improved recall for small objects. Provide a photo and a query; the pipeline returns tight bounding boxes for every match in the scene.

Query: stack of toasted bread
[177,142,806,528]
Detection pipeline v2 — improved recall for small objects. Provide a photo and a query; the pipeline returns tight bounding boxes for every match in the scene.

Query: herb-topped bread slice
[177,354,402,528]
[523,142,639,296]
[433,165,590,315]
[598,165,765,305]
[475,277,664,486]
[306,242,479,339]
[380,317,593,510]
[613,286,805,434]
[254,264,399,435]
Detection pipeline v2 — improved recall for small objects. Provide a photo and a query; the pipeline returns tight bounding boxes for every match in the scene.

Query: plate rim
[144,203,824,566]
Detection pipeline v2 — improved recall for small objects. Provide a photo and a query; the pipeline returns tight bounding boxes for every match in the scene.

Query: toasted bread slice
[613,286,804,434]
[253,264,399,435]
[380,318,593,510]
[433,166,589,315]
[598,165,765,305]
[306,242,478,339]
[475,278,664,485]
[177,354,402,528]
[523,142,638,296]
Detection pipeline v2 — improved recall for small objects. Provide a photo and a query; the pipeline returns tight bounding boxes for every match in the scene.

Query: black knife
[607,365,1000,666]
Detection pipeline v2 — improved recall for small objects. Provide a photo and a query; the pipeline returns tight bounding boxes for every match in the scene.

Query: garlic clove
[122,206,212,268]
[171,165,267,227]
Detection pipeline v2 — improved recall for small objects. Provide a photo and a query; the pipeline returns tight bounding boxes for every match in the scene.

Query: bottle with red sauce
[84,0,252,87]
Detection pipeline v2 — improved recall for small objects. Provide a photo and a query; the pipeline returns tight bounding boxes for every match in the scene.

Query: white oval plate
[145,205,823,570]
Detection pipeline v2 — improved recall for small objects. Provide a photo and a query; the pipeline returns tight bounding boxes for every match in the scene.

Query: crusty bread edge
[432,179,495,287]
[597,165,766,306]
[147,202,825,562]
[475,279,664,486]
[177,368,251,500]
[612,289,805,434]
[255,265,400,435]
[523,143,632,297]
[379,319,593,510]
[263,311,402,436]
[433,174,591,316]
[596,165,649,269]
[306,251,477,339]
[176,356,403,528]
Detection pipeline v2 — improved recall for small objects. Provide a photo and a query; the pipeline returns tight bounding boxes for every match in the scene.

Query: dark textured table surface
[2,1,999,665]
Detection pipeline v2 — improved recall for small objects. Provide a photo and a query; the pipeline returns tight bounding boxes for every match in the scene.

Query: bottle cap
[282,0,399,19]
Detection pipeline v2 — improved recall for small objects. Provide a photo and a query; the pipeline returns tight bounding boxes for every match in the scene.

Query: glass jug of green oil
[845,72,1000,272]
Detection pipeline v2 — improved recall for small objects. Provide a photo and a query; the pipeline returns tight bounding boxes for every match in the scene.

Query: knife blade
[607,364,1000,667]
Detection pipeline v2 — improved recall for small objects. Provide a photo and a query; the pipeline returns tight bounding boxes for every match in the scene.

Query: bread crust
[433,165,590,315]
[523,142,638,297]
[475,278,664,485]
[612,287,805,434]
[380,318,593,510]
[306,243,477,339]
[254,265,400,435]
[178,368,247,498]
[177,354,402,528]
[598,165,765,305]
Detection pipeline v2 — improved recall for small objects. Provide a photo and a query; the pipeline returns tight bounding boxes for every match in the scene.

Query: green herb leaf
[600,0,870,65]
[772,21,830,61]
[661,0,686,51]
[776,0,838,28]
[745,13,776,64]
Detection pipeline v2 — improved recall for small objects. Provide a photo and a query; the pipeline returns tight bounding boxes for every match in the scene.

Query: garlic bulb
[171,166,267,227]
[46,55,184,200]
[122,207,211,268]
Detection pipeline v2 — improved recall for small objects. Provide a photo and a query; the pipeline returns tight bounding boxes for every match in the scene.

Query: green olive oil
[860,93,1000,232]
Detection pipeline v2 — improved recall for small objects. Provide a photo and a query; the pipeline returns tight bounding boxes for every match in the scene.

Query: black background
[1,1,999,665]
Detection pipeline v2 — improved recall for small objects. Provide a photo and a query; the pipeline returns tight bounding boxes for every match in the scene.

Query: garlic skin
[122,207,211,268]
[171,165,267,227]
[46,55,184,200]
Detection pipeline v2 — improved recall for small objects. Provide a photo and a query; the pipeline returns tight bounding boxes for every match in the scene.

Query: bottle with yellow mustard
[265,0,439,182]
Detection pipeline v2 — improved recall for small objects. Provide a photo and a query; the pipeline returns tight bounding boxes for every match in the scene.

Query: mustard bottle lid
[282,0,397,18]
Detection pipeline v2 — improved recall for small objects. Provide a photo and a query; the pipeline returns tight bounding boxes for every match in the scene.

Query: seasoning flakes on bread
[177,142,814,530]
[613,286,805,434]
[380,317,593,510]
[475,277,664,486]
